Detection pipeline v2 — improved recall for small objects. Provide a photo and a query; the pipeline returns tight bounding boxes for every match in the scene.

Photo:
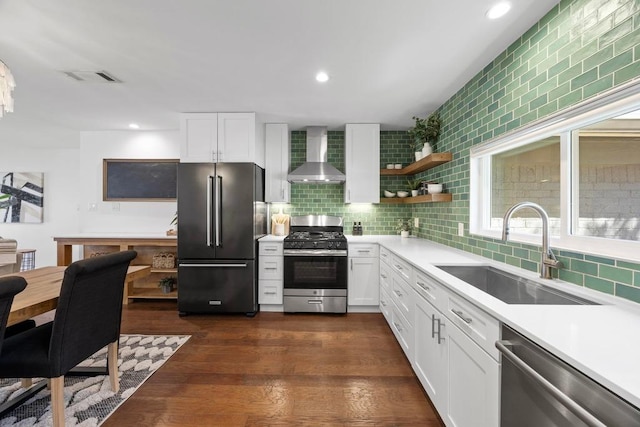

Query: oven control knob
[336,241,342,248]
[313,241,318,247]
[328,241,334,248]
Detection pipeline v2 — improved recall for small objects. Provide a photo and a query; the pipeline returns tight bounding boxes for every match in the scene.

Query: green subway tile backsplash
[269,0,640,305]
[410,0,640,305]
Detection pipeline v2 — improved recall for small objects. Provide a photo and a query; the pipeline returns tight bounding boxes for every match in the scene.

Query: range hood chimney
[287,126,345,183]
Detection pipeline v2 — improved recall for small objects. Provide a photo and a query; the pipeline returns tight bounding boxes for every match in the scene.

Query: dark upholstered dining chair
[0,250,137,427]
[0,276,28,353]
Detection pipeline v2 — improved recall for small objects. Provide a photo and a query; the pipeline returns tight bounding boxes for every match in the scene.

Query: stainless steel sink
[436,265,598,305]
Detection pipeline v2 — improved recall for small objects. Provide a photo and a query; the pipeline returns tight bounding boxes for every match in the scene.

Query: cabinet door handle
[451,309,472,324]
[381,300,387,307]
[431,313,436,339]
[351,259,353,270]
[381,273,387,279]
[436,318,445,344]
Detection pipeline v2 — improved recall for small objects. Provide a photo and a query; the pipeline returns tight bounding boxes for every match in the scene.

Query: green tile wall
[271,131,412,235]
[414,0,640,304]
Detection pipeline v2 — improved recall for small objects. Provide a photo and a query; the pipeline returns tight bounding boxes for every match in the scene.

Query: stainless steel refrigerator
[177,162,266,316]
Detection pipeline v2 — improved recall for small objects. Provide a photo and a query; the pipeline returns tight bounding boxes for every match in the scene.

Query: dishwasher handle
[496,340,607,427]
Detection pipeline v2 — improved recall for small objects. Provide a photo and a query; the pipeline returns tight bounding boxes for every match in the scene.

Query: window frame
[470,81,640,262]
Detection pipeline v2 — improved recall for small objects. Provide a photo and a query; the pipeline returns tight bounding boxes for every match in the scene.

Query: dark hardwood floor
[105,301,445,426]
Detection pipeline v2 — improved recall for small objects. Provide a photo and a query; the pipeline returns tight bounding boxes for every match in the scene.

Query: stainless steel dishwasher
[496,325,640,427]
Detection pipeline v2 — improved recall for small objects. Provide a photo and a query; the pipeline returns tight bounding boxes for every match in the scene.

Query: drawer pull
[264,248,278,251]
[264,291,277,295]
[417,281,430,291]
[451,309,472,324]
[381,300,387,307]
[357,249,371,253]
[265,267,278,270]
[381,252,388,257]
[393,322,403,332]
[381,273,388,279]
[394,264,403,270]
[308,300,322,304]
[394,290,403,297]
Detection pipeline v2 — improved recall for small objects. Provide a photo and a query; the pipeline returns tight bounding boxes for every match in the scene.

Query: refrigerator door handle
[215,175,222,247]
[207,175,214,247]
[179,263,248,268]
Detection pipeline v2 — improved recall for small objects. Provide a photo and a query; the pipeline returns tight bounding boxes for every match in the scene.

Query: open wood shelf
[380,152,452,176]
[380,193,452,204]
[150,268,177,274]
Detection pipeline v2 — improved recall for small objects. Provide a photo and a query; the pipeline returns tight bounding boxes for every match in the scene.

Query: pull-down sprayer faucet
[502,201,563,279]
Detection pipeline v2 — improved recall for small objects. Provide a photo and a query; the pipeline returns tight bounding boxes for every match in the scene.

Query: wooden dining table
[6,265,151,326]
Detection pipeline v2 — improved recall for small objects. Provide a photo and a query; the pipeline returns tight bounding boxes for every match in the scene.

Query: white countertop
[259,234,286,242]
[345,234,640,408]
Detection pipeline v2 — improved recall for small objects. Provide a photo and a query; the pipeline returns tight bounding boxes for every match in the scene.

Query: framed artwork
[0,172,44,223]
[103,159,178,201]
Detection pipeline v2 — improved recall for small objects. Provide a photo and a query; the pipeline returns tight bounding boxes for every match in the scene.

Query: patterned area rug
[0,334,190,426]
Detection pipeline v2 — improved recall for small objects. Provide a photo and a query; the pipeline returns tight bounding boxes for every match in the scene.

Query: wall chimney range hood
[287,126,345,183]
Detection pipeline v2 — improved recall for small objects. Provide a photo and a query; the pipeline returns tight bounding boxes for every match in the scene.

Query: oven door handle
[283,249,348,257]
[495,340,607,427]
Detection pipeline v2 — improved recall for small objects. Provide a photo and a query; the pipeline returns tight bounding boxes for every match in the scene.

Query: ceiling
[0,0,560,148]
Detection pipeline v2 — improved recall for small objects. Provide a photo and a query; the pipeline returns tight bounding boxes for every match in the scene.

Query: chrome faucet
[502,201,563,279]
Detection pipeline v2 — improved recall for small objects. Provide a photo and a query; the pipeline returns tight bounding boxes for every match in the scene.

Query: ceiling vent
[62,70,122,83]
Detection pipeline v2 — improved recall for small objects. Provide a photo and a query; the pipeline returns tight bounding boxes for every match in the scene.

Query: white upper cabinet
[265,123,290,203]
[180,113,218,163]
[180,112,264,167]
[344,123,380,203]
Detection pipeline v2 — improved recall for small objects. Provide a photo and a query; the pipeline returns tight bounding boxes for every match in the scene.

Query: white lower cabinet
[348,244,380,307]
[414,293,447,413]
[445,320,499,427]
[258,241,283,305]
[379,246,499,427]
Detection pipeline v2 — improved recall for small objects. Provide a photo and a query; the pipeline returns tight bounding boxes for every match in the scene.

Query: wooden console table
[53,235,177,304]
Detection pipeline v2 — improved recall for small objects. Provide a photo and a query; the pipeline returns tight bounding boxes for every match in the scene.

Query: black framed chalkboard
[103,159,178,201]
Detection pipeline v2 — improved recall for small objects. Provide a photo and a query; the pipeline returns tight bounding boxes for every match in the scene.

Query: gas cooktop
[283,215,347,250]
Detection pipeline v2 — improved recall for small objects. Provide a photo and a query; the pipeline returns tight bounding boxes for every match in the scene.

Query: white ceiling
[0,0,560,148]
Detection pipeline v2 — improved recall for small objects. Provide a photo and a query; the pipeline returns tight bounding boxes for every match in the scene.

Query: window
[491,136,561,237]
[574,117,640,241]
[470,83,640,261]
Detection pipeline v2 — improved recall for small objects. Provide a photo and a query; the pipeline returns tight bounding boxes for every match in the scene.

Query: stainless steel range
[283,215,348,313]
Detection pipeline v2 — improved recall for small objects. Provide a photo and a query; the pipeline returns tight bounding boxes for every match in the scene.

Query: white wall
[79,130,179,233]
[0,146,81,267]
[0,130,180,267]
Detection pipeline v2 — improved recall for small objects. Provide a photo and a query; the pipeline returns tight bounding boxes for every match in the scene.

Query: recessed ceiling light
[315,71,329,83]
[128,123,140,129]
[486,2,511,19]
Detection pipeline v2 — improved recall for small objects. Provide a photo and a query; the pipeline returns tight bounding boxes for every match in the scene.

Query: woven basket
[152,253,175,269]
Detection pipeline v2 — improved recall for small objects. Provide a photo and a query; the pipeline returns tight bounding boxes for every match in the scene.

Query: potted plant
[407,179,422,197]
[396,218,412,238]
[408,112,442,159]
[158,276,177,294]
